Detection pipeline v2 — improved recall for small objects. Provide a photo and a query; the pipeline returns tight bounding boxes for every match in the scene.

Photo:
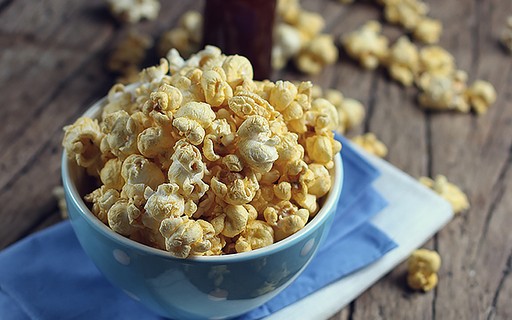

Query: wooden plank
[0,0,511,319]
[0,0,196,249]
[0,54,112,249]
[429,0,512,316]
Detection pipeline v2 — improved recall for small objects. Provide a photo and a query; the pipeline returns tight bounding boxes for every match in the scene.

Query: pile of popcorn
[63,46,341,258]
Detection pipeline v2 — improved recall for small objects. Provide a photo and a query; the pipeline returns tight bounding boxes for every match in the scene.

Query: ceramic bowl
[62,96,343,320]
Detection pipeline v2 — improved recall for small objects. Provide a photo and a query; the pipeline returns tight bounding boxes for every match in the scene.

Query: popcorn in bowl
[63,46,342,258]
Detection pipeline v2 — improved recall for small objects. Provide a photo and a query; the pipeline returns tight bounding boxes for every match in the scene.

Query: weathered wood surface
[0,0,510,319]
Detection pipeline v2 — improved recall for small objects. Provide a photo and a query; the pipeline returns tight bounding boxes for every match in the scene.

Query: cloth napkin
[0,137,397,320]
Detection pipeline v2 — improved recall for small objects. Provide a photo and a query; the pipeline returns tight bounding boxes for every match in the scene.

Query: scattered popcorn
[295,34,339,75]
[52,186,68,219]
[107,31,153,83]
[294,10,326,43]
[419,46,455,76]
[386,36,420,86]
[107,0,160,24]
[382,0,429,31]
[158,11,203,58]
[272,23,302,70]
[419,175,470,214]
[277,0,301,25]
[342,20,389,70]
[314,87,365,134]
[465,80,497,114]
[63,47,341,257]
[351,133,388,158]
[417,70,470,113]
[501,16,512,54]
[407,249,441,292]
[413,17,442,44]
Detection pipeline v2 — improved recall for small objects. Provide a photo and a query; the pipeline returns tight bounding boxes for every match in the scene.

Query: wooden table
[1,0,511,319]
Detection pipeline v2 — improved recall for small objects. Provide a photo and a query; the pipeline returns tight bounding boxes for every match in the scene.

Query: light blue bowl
[62,98,343,320]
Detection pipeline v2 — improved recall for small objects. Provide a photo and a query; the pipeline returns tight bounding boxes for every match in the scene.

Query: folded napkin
[0,137,396,320]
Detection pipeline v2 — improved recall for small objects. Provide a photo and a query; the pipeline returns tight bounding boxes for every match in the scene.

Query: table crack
[486,250,512,320]
[475,144,512,259]
[363,72,379,133]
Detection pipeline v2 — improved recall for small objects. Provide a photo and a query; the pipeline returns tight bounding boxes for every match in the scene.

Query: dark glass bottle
[202,0,277,80]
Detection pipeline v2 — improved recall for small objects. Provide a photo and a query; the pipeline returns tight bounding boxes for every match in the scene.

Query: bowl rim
[62,97,344,263]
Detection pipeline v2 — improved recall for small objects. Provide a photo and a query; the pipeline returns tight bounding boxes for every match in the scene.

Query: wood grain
[0,0,511,318]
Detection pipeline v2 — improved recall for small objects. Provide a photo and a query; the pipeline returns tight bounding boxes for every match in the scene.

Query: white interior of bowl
[62,96,343,263]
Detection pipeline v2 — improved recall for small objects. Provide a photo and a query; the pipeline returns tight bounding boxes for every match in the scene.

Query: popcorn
[306,98,339,133]
[295,34,338,75]
[201,67,233,107]
[419,175,470,214]
[305,132,342,169]
[100,158,124,191]
[413,17,442,44]
[108,199,140,236]
[237,115,280,173]
[160,216,213,258]
[143,183,188,230]
[407,249,441,292]
[274,132,306,177]
[272,23,302,70]
[342,21,389,70]
[351,133,389,158]
[417,70,469,112]
[167,140,209,201]
[66,47,341,257]
[158,11,203,58]
[222,56,254,89]
[172,102,216,145]
[85,186,120,223]
[211,169,259,205]
[386,36,420,87]
[144,84,183,114]
[382,0,429,31]
[137,113,176,162]
[100,110,145,160]
[501,16,512,53]
[273,181,292,201]
[294,11,325,42]
[52,186,68,219]
[235,220,274,253]
[306,164,332,197]
[320,88,365,133]
[264,201,309,241]
[277,0,301,25]
[121,154,165,190]
[107,0,160,24]
[219,204,251,237]
[419,46,455,76]
[107,31,153,83]
[63,117,104,175]
[465,80,497,114]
